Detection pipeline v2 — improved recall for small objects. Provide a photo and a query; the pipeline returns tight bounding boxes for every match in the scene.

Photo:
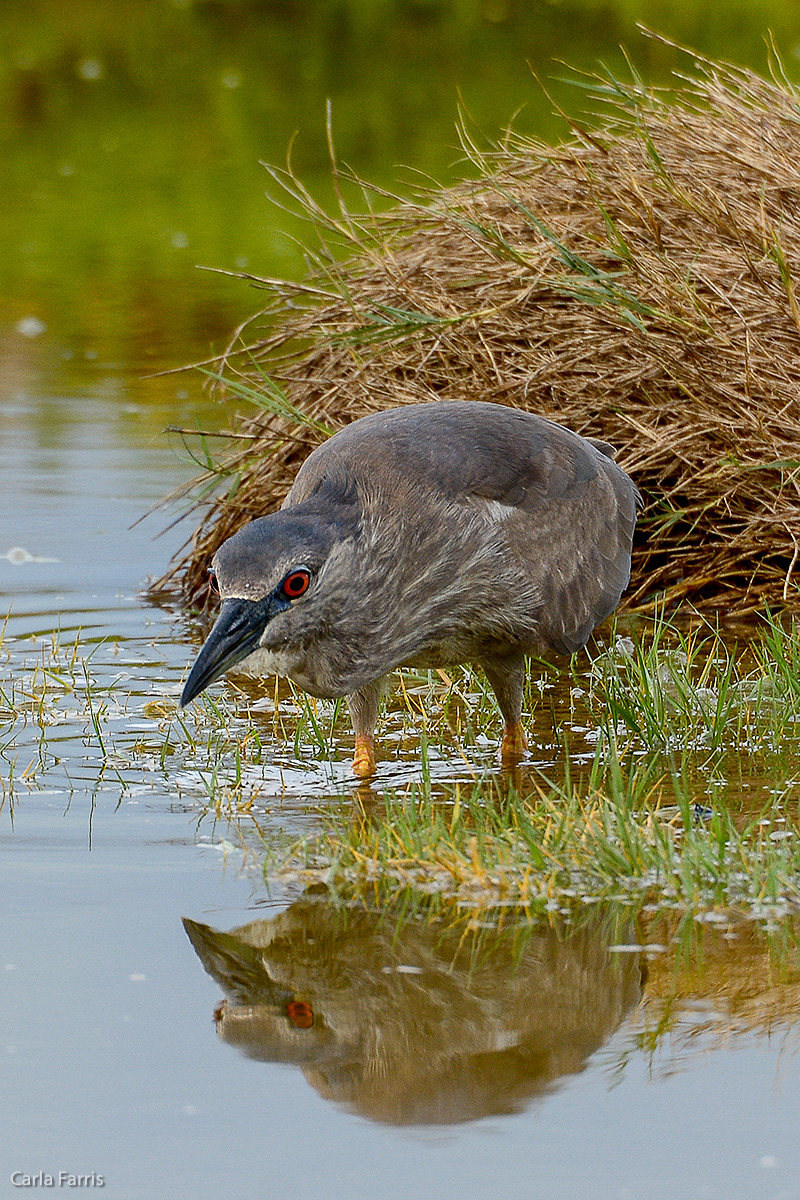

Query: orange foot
[352,734,377,779]
[500,721,528,764]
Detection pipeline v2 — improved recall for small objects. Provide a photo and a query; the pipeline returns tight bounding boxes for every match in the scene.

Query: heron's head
[180,502,356,708]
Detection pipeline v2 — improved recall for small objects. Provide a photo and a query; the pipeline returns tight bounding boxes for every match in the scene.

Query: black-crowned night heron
[181,400,640,776]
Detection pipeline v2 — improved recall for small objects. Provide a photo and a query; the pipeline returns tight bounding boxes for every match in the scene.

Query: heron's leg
[347,677,386,778]
[480,652,528,763]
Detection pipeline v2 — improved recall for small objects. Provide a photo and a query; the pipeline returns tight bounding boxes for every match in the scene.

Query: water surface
[3,6,800,1199]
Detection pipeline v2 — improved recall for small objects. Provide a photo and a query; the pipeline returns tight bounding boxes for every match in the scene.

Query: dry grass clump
[159,39,800,616]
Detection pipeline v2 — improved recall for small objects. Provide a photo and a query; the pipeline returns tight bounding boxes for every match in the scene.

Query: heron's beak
[180,598,270,708]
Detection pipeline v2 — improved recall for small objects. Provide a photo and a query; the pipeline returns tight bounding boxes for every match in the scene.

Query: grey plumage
[181,401,640,775]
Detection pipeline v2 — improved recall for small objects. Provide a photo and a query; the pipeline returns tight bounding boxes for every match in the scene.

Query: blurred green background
[2,0,800,424]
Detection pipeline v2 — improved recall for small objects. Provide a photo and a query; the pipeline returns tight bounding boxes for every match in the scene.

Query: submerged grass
[275,744,800,923]
[6,603,800,931]
[271,607,800,925]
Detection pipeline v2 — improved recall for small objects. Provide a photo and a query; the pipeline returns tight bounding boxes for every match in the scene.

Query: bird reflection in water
[184,894,645,1125]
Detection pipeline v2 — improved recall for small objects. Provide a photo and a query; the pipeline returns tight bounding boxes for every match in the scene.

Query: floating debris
[1,546,60,565]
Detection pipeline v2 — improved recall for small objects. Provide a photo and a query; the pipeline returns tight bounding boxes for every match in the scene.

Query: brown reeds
[158,39,800,617]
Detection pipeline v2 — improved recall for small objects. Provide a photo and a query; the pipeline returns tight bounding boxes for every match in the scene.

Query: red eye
[280,569,311,599]
[208,569,219,596]
[286,1000,314,1030]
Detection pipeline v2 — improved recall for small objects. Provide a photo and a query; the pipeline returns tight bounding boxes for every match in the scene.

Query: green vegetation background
[2,0,800,415]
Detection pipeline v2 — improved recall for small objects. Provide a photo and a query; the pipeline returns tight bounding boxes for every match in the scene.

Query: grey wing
[507,454,639,655]
[423,410,640,655]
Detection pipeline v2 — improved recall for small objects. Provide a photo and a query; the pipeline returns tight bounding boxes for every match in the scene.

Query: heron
[180,400,640,776]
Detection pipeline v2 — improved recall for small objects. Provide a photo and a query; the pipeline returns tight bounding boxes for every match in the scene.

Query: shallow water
[4,7,800,1199]
[5,310,800,1200]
